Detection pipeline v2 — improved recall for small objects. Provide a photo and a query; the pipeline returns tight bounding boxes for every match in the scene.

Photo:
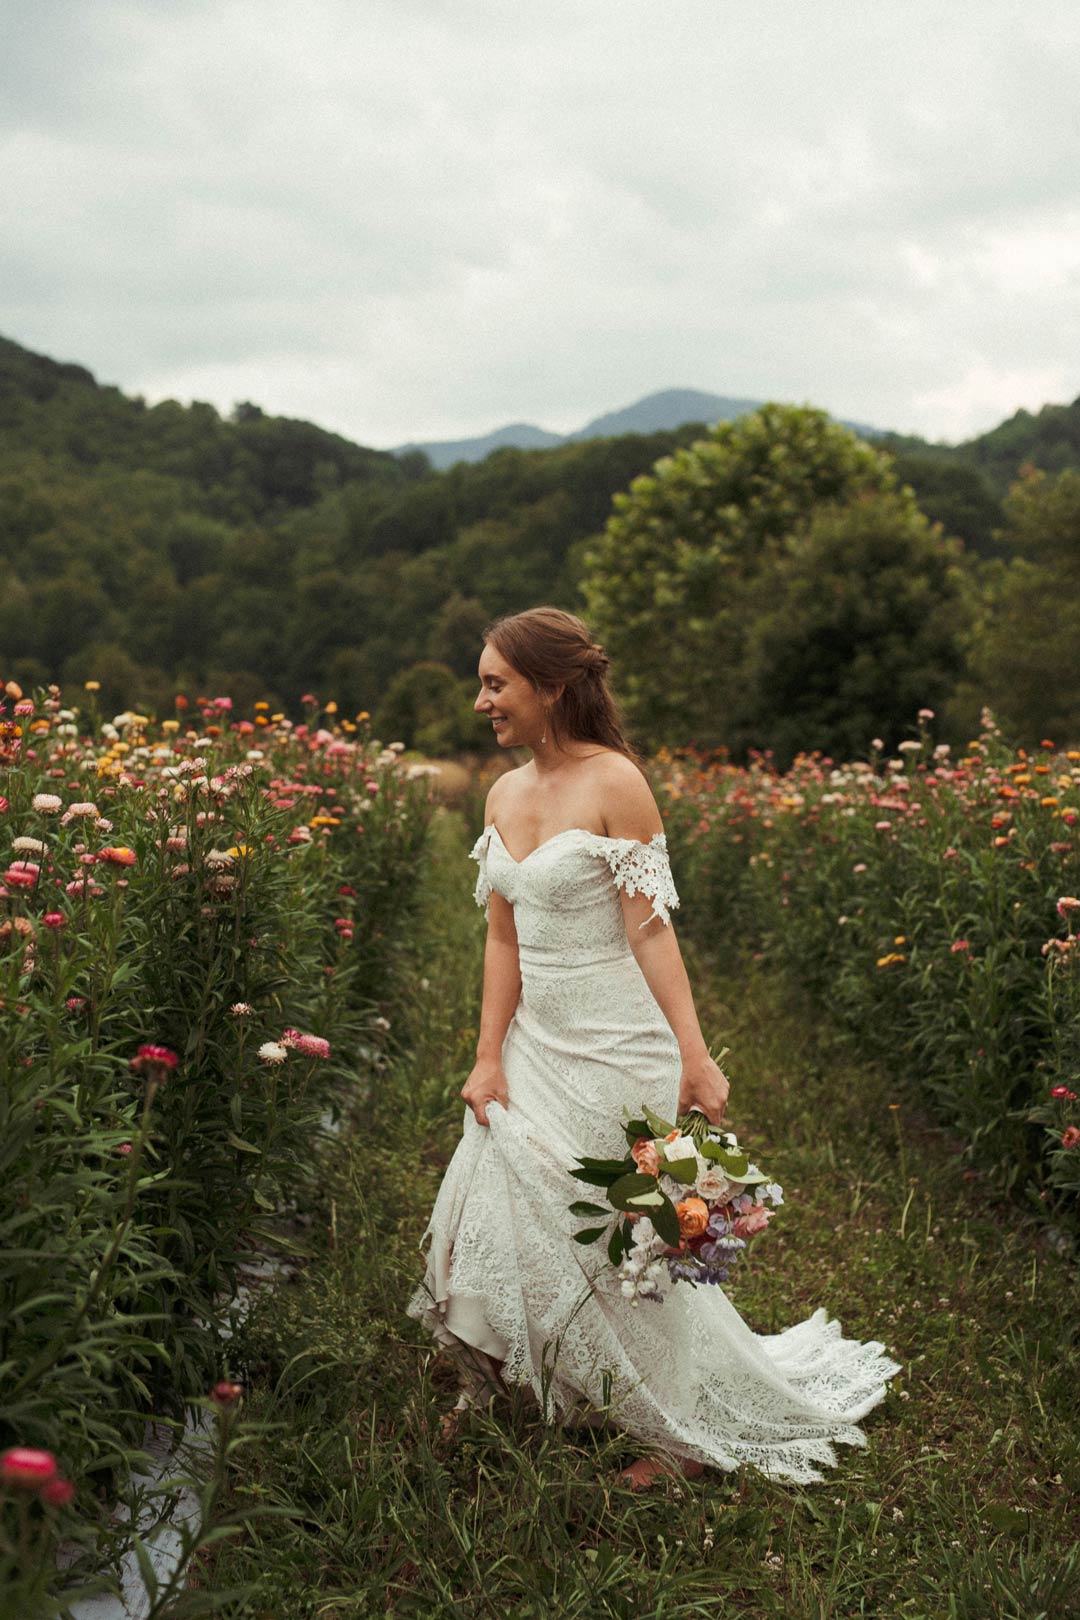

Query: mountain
[396,387,884,469]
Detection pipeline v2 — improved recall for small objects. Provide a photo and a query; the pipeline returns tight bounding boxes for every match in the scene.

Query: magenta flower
[3,861,41,889]
[281,1028,330,1060]
[1,1447,58,1488]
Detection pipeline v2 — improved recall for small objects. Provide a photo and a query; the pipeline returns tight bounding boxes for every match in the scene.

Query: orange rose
[676,1196,709,1240]
[630,1138,661,1176]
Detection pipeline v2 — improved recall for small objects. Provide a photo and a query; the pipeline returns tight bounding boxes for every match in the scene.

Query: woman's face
[474,643,547,749]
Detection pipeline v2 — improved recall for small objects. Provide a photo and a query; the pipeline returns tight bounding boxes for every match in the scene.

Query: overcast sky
[2,0,1079,448]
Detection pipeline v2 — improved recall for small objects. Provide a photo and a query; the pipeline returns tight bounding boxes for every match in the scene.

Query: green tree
[373,660,484,755]
[581,405,897,752]
[966,469,1080,743]
[744,493,973,764]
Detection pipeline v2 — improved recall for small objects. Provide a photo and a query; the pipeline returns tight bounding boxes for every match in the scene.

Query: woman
[407,607,900,1488]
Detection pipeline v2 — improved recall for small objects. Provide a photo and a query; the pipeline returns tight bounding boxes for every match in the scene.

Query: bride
[407,606,901,1488]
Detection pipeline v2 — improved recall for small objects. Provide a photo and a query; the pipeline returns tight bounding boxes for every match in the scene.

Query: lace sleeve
[468,826,493,916]
[582,832,680,929]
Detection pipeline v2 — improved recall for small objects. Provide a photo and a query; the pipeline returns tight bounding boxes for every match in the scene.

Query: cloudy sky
[2,0,1079,447]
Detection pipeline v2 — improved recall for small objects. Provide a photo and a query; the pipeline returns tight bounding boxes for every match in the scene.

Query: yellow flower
[356,711,370,722]
[1069,752,1080,762]
[876,952,907,968]
[226,844,250,858]
[1041,797,1059,808]
[271,712,285,722]
[324,701,338,714]
[893,935,906,945]
[254,701,270,711]
[310,815,341,828]
[1013,774,1031,786]
[255,715,269,726]
[162,719,180,733]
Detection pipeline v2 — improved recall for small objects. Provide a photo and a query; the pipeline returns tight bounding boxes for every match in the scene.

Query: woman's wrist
[678,1034,711,1062]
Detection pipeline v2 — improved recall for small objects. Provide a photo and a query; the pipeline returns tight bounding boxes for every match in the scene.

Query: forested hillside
[3,332,1080,754]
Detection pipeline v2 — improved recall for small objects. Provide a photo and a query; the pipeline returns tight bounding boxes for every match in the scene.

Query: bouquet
[568,1098,783,1305]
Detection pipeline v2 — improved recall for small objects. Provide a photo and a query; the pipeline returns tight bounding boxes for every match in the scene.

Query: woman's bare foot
[618,1454,704,1491]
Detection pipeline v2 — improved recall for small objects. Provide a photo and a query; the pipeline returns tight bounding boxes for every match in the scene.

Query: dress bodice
[469,824,680,973]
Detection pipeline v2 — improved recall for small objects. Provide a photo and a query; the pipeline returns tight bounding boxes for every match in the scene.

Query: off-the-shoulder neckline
[479,823,667,867]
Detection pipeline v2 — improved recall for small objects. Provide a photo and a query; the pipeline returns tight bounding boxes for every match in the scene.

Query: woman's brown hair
[482,606,646,770]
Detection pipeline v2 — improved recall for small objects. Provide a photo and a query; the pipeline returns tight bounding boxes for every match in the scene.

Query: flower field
[0,681,434,1607]
[657,711,1080,1218]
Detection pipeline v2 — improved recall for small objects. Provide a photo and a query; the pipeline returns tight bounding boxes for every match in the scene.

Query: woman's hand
[677,1050,730,1126]
[461,1059,510,1127]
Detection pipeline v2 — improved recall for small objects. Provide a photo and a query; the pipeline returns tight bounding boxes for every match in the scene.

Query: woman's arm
[461,799,523,1127]
[602,761,730,1125]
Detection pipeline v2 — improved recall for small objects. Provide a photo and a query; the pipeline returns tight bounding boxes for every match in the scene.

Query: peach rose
[631,1138,661,1176]
[676,1196,709,1240]
[733,1205,773,1240]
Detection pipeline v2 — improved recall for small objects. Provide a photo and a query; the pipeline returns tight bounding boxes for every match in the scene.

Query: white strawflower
[258,1041,289,1064]
[230,1002,254,1017]
[31,794,62,813]
[12,837,46,854]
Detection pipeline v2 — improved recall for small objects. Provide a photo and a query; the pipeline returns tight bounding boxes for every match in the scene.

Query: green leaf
[576,1155,632,1173]
[570,1166,622,1188]
[569,1200,610,1218]
[652,1194,682,1248]
[227,1132,261,1154]
[642,1105,676,1139]
[661,1154,698,1184]
[607,1171,662,1211]
[623,1117,651,1145]
[608,1225,625,1266]
[573,1226,608,1246]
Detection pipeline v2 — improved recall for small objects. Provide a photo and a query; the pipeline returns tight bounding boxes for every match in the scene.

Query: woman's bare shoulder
[484,763,532,822]
[592,751,662,837]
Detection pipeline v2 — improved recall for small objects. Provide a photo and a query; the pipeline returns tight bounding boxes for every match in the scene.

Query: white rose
[696,1167,735,1202]
[662,1134,698,1163]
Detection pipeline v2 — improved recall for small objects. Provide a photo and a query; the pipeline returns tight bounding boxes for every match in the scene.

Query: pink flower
[42,912,66,928]
[1056,896,1080,917]
[41,1476,76,1507]
[942,848,958,859]
[950,939,971,955]
[213,697,233,711]
[1050,1085,1078,1100]
[630,1138,661,1176]
[3,861,41,889]
[1062,1126,1080,1150]
[281,1028,330,1060]
[117,1143,133,1155]
[874,820,892,832]
[733,1205,773,1239]
[1,1447,58,1488]
[129,1044,179,1081]
[211,1380,243,1405]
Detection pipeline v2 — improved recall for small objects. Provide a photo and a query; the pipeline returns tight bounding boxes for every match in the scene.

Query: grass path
[207,807,1080,1619]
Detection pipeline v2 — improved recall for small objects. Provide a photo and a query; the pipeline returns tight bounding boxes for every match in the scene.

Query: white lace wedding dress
[406,824,901,1483]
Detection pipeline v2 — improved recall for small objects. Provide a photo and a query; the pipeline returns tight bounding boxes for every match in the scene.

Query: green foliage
[744,493,974,765]
[582,405,905,753]
[966,469,1080,744]
[658,722,1080,1212]
[0,689,433,1609]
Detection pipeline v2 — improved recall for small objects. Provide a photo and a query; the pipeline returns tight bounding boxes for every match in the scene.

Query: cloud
[1,0,1079,445]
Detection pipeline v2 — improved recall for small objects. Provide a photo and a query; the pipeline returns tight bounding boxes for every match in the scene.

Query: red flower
[41,1476,76,1507]
[42,912,66,929]
[210,1381,243,1406]
[1,1447,58,1488]
[1062,1126,1080,1150]
[1050,1085,1078,1100]
[98,846,137,867]
[129,1044,179,1081]
[3,861,41,889]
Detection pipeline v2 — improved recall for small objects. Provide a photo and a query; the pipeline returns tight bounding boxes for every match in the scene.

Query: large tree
[580,405,898,753]
[966,468,1080,744]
